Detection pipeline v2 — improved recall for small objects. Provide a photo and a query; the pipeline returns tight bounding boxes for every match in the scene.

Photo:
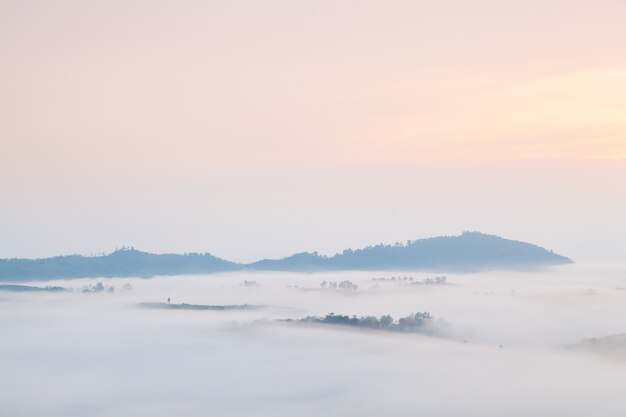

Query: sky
[1,0,625,262]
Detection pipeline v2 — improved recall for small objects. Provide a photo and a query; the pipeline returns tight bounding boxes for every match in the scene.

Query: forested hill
[247,232,573,271]
[0,232,572,281]
[0,249,238,281]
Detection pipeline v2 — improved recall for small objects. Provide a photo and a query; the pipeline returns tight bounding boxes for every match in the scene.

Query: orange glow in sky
[2,1,625,171]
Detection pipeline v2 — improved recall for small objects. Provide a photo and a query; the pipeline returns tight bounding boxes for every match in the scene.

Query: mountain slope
[0,249,238,281]
[248,232,572,272]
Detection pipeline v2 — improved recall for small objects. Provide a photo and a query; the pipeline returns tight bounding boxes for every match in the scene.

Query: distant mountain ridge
[248,232,573,271]
[0,250,238,281]
[0,232,572,281]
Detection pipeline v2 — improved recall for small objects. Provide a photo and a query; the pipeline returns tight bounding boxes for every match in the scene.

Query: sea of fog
[2,264,626,416]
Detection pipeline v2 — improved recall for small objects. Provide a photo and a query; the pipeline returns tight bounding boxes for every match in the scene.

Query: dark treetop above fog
[0,232,572,281]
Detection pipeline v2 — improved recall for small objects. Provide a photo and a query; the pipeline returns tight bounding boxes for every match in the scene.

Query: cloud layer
[2,264,626,416]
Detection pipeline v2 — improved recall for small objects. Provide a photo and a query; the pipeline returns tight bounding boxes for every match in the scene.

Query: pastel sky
[1,0,625,262]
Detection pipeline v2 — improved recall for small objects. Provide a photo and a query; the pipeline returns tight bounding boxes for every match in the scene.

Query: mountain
[0,249,238,281]
[248,251,328,271]
[0,232,572,281]
[247,232,573,272]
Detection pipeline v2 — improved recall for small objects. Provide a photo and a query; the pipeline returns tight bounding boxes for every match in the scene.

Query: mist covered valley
[2,264,626,416]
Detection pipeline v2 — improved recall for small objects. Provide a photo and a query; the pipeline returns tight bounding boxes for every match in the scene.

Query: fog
[2,264,626,416]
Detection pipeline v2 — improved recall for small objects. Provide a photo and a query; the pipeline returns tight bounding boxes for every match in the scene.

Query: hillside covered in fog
[250,232,572,272]
[0,232,572,281]
[0,250,239,281]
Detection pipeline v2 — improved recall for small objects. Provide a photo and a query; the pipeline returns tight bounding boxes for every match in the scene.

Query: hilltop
[249,232,572,272]
[0,249,238,281]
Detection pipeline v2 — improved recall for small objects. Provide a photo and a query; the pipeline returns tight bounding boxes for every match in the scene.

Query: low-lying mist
[1,263,626,416]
